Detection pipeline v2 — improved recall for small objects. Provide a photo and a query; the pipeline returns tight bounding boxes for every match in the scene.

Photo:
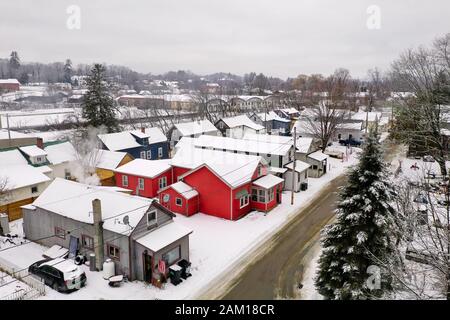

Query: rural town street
[198,139,400,300]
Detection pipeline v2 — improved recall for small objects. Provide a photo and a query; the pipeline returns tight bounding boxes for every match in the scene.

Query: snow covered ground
[0,146,360,300]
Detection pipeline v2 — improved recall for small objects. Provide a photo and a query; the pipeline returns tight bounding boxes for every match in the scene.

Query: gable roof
[255,112,290,123]
[0,164,51,189]
[160,181,199,200]
[95,149,129,170]
[44,141,78,165]
[174,120,218,136]
[295,137,314,154]
[114,159,172,178]
[308,151,329,162]
[193,134,292,156]
[98,132,141,151]
[284,160,311,173]
[31,178,153,234]
[0,149,28,165]
[172,146,264,188]
[19,145,47,157]
[135,222,192,252]
[252,174,284,189]
[242,132,293,144]
[219,115,265,131]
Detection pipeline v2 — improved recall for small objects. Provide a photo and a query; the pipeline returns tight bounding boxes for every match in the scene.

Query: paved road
[206,140,400,300]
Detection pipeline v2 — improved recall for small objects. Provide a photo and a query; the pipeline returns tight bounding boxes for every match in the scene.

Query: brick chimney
[36,137,44,149]
[92,199,104,271]
[141,127,145,134]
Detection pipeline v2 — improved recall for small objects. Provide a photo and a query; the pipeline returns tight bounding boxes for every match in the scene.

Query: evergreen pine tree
[82,64,119,133]
[315,128,397,299]
[9,51,20,78]
[64,59,73,84]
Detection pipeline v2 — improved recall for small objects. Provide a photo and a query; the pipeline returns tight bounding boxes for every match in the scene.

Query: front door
[143,253,153,282]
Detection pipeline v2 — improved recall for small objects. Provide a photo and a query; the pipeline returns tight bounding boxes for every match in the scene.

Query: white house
[215,115,265,139]
[283,160,311,192]
[170,119,219,145]
[44,141,79,180]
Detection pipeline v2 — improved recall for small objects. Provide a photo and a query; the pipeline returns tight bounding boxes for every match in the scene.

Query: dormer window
[142,138,148,145]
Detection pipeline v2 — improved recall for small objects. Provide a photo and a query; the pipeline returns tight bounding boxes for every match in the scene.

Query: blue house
[249,111,292,136]
[98,127,169,160]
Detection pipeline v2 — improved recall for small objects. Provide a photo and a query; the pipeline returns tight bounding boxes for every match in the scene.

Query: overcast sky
[1,0,449,79]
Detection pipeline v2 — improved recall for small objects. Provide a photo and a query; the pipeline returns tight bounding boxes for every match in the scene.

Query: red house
[158,181,199,216]
[170,147,284,220]
[0,79,20,92]
[114,159,172,198]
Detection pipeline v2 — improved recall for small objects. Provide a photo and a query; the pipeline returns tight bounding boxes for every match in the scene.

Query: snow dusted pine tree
[82,64,120,133]
[315,129,397,299]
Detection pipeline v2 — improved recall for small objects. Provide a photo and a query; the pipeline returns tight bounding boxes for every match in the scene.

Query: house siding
[158,187,199,216]
[115,169,172,198]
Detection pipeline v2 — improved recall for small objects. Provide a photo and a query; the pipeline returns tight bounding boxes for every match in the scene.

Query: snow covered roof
[337,122,363,130]
[36,165,53,174]
[130,127,167,144]
[220,115,265,131]
[115,159,172,178]
[31,178,153,234]
[95,149,129,170]
[163,181,198,199]
[242,133,293,145]
[351,112,381,122]
[0,79,20,85]
[172,146,264,188]
[256,112,290,123]
[19,145,47,157]
[193,134,292,156]
[281,107,300,115]
[0,164,51,189]
[98,132,141,151]
[291,120,315,134]
[252,174,284,189]
[0,149,28,165]
[308,151,329,162]
[284,160,311,173]
[174,120,218,136]
[269,167,288,174]
[136,222,192,252]
[296,137,314,154]
[44,141,78,165]
[0,129,34,140]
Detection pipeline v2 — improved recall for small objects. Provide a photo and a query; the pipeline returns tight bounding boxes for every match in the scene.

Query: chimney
[36,137,44,149]
[92,199,104,271]
[141,127,145,134]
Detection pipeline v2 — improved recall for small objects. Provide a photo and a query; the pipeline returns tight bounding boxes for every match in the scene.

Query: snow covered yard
[0,149,360,300]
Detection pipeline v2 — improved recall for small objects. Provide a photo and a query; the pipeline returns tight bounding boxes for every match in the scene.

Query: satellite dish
[123,215,130,226]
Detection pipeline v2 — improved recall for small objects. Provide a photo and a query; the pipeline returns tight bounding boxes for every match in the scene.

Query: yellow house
[95,149,134,186]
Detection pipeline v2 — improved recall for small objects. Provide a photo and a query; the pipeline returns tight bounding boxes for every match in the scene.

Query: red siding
[231,184,253,220]
[251,183,283,212]
[173,166,192,181]
[115,169,173,198]
[182,166,234,220]
[159,187,199,216]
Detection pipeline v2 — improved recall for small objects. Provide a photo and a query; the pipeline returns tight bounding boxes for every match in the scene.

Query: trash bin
[89,253,96,271]
[169,265,183,286]
[178,259,192,279]
[300,182,308,191]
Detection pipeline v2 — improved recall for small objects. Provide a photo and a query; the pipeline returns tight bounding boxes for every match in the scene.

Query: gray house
[22,178,192,285]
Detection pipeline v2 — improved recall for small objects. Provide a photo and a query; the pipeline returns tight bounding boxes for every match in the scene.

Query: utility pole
[93,199,104,271]
[6,113,11,147]
[291,127,297,205]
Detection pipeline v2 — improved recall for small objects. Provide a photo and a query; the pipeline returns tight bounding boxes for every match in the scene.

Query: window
[268,187,274,202]
[258,189,266,203]
[158,176,167,190]
[312,165,318,170]
[55,227,65,239]
[107,244,120,260]
[240,194,250,208]
[251,188,258,202]
[140,151,146,159]
[147,210,157,226]
[138,178,145,190]
[31,186,38,194]
[142,138,148,146]
[158,147,163,158]
[64,169,71,180]
[81,234,94,249]
[146,150,152,159]
[162,246,181,265]
[176,197,183,206]
[122,175,128,187]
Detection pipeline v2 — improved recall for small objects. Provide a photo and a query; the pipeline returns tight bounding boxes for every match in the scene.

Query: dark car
[339,139,362,146]
[28,258,87,293]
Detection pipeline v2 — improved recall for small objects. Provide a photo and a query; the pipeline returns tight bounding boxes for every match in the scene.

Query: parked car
[423,155,435,162]
[339,139,362,146]
[28,258,87,292]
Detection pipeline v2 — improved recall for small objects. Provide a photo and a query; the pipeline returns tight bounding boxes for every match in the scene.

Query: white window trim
[140,151,146,159]
[158,147,163,158]
[239,194,250,208]
[175,197,183,207]
[158,176,167,190]
[138,178,145,190]
[146,150,152,159]
[122,175,128,187]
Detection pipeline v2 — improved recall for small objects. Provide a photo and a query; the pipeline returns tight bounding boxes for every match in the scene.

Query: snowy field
[0,145,360,300]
